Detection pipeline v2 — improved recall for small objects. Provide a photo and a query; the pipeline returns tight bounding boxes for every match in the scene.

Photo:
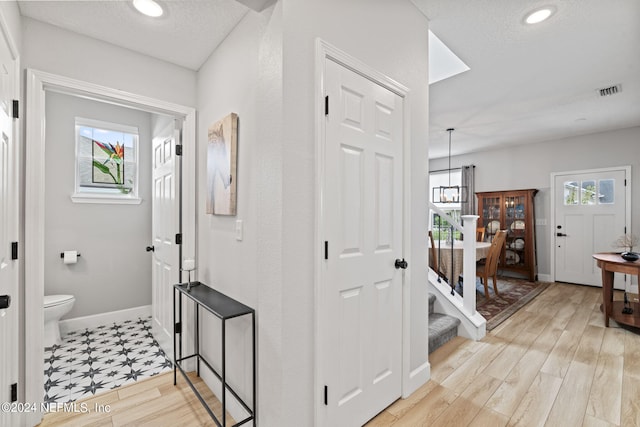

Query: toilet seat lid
[44,295,74,308]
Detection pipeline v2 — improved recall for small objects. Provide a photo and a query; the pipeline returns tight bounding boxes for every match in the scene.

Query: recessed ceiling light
[133,0,164,18]
[523,6,556,25]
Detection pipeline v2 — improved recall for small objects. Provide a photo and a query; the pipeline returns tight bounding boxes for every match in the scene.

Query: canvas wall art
[206,112,238,215]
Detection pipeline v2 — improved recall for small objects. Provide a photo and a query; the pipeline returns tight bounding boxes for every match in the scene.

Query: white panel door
[555,169,627,287]
[151,127,180,357]
[322,58,404,426]
[0,30,18,427]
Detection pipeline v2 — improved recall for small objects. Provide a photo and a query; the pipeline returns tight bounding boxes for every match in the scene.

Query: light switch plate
[235,219,243,241]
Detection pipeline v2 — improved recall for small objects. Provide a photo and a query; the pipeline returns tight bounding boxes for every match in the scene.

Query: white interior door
[321,58,404,426]
[151,124,181,357]
[0,29,18,427]
[554,168,629,288]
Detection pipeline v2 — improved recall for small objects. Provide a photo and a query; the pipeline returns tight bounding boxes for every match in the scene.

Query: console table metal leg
[179,292,183,370]
[222,318,226,427]
[253,312,257,425]
[173,287,177,385]
[196,303,200,376]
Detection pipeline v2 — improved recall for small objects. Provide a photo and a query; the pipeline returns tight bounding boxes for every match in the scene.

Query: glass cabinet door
[504,194,526,266]
[481,196,501,239]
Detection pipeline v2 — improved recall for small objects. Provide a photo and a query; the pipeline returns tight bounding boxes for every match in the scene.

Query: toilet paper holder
[59,252,82,258]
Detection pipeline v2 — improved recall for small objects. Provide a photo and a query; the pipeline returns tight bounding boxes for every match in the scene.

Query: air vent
[598,84,622,97]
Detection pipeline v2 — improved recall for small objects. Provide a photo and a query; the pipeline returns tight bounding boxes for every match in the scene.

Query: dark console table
[173,281,256,426]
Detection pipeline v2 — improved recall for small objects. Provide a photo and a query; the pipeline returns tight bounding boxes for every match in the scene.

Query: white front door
[321,58,404,426]
[554,168,629,288]
[0,28,18,427]
[151,124,181,357]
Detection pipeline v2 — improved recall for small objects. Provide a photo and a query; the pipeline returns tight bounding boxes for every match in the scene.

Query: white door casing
[151,125,181,357]
[553,167,630,288]
[24,69,196,426]
[0,26,18,426]
[320,55,405,426]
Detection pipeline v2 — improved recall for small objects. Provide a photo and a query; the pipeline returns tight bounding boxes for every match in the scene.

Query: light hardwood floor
[38,371,234,427]
[367,282,640,427]
[39,283,640,426]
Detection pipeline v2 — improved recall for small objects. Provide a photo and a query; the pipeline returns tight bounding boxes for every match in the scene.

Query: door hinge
[174,322,181,334]
[324,241,328,260]
[625,226,627,234]
[624,179,627,186]
[324,385,328,405]
[11,242,18,260]
[176,144,183,156]
[11,383,17,402]
[324,96,329,116]
[175,233,182,245]
[12,100,18,119]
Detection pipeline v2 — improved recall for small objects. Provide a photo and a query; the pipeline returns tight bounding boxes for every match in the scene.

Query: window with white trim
[429,169,462,240]
[72,118,141,204]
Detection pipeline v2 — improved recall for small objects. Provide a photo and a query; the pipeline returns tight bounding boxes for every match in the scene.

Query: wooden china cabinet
[476,189,538,281]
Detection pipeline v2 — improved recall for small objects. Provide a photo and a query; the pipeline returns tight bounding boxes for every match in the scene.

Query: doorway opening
[24,69,196,425]
[42,90,176,404]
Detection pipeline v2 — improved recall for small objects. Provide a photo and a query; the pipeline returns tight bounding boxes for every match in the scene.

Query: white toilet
[44,295,75,348]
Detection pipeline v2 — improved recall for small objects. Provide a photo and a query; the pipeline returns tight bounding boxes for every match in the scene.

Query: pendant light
[433,128,467,203]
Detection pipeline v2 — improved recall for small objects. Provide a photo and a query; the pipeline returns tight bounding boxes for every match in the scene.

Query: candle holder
[182,259,196,291]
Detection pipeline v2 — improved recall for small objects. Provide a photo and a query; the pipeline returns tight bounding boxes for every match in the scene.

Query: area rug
[469,277,551,330]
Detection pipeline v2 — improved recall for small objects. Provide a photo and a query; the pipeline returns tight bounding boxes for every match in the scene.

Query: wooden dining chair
[476,227,486,242]
[428,230,439,275]
[476,230,506,298]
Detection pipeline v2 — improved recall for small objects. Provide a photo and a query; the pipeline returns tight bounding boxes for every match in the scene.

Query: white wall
[281,1,429,423]
[44,91,153,318]
[0,1,21,53]
[195,3,287,422]
[430,126,640,278]
[195,5,269,420]
[21,17,196,108]
[196,0,429,425]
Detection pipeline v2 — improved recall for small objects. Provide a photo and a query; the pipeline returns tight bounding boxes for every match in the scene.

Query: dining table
[431,240,492,285]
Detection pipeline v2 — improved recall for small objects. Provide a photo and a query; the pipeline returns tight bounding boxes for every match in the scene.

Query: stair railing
[429,202,479,316]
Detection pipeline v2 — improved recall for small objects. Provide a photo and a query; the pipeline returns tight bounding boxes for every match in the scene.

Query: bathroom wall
[44,91,153,319]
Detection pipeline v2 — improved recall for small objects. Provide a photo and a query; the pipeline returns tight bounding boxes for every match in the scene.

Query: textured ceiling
[413,0,640,158]
[17,1,640,158]
[18,0,250,71]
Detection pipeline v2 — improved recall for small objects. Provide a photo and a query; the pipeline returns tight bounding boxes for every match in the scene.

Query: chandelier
[432,128,468,203]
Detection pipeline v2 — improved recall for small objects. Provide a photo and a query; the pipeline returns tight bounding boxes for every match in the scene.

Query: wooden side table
[593,252,640,328]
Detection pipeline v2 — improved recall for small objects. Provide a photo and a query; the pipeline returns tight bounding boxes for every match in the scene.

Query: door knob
[146,246,155,252]
[395,258,408,269]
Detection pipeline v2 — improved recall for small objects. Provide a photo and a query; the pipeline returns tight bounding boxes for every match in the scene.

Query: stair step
[428,313,460,354]
[428,293,436,315]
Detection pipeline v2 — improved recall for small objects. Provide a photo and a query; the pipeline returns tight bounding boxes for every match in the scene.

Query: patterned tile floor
[43,316,173,404]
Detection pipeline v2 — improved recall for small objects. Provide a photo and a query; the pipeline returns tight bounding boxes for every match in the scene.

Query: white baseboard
[537,274,553,282]
[60,305,152,335]
[403,360,430,399]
